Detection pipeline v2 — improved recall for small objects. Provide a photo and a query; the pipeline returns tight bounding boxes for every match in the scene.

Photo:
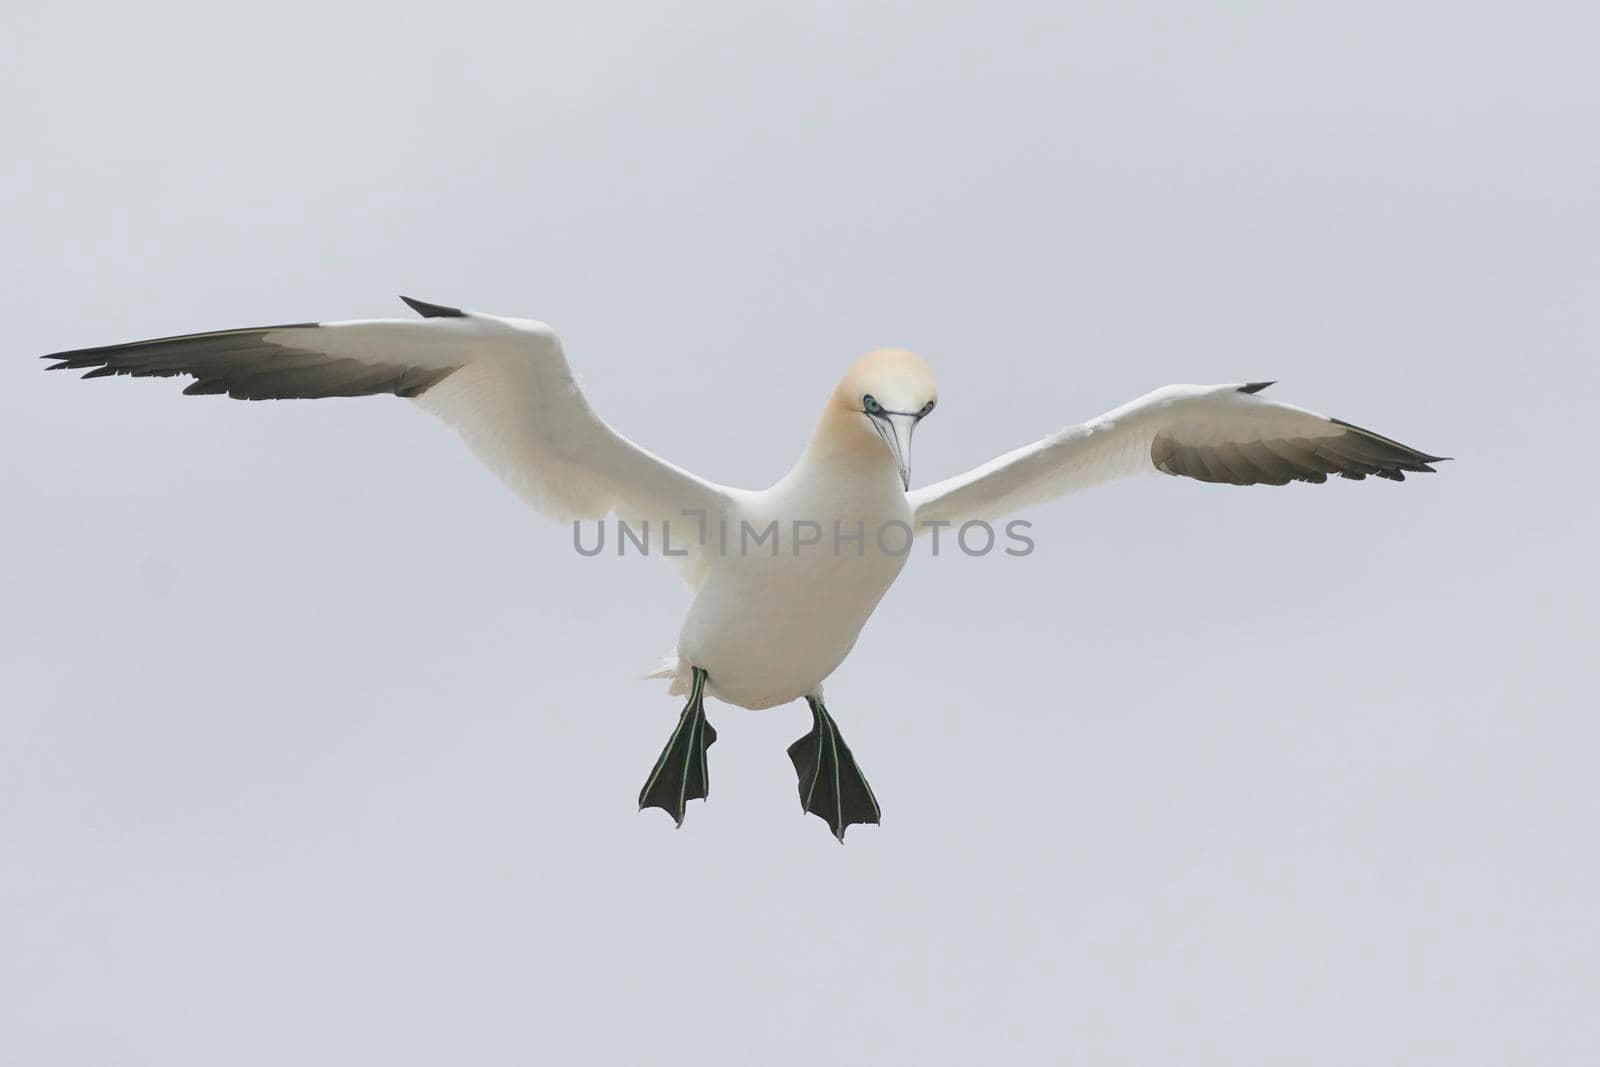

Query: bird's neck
[784,405,903,495]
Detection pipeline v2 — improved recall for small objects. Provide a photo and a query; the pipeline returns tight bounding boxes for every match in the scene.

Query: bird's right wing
[909,382,1447,528]
[46,298,736,579]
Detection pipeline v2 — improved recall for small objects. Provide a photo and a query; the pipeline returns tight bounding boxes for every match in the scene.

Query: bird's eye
[919,400,936,417]
[863,395,883,414]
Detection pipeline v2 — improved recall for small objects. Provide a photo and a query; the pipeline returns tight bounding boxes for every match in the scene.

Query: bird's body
[674,347,933,710]
[46,297,1449,840]
[676,439,914,711]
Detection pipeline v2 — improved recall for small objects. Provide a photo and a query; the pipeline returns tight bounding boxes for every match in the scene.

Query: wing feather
[910,383,1446,527]
[46,305,735,582]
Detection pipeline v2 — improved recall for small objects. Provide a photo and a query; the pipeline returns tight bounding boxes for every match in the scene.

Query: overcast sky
[4,1,1597,1063]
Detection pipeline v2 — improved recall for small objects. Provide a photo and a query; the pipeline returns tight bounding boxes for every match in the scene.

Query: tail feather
[642,652,692,697]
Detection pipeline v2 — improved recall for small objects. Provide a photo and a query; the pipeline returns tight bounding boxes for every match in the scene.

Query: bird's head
[826,348,938,490]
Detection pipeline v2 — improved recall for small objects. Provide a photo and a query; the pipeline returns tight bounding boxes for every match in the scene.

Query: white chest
[677,468,914,710]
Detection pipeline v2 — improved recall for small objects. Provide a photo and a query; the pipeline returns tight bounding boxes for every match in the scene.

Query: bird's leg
[637,666,717,827]
[786,694,881,842]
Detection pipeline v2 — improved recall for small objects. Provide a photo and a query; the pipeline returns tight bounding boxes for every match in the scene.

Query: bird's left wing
[909,382,1447,528]
[46,299,736,577]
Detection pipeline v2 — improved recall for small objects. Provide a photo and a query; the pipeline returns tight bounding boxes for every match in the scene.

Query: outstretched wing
[909,382,1448,527]
[45,298,735,578]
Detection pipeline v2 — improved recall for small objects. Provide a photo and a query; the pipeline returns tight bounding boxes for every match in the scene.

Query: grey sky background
[3,1,1597,1062]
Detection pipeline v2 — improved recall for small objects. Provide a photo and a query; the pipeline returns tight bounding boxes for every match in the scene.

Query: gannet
[45,297,1449,840]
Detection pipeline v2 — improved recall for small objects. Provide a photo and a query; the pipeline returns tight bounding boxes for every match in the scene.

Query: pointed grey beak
[869,412,918,490]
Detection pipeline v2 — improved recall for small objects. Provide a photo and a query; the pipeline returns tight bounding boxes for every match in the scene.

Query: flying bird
[45,297,1449,840]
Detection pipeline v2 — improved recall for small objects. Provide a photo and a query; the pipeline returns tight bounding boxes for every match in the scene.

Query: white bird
[46,297,1449,840]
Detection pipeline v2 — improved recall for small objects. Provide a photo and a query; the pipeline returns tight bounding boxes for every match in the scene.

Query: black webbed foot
[638,667,716,827]
[786,695,881,842]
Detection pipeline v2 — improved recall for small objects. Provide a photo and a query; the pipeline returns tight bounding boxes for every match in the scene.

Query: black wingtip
[1239,381,1276,394]
[399,295,466,319]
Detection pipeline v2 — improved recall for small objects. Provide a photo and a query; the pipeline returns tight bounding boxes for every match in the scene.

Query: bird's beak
[870,412,918,490]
